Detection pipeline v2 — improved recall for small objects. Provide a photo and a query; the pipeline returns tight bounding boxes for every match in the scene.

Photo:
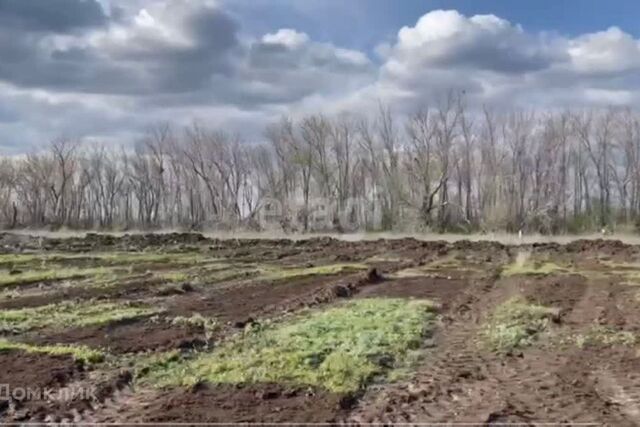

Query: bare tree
[2,102,640,234]
[573,110,614,227]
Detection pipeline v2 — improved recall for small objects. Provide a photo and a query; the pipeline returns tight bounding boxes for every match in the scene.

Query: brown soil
[347,262,640,425]
[0,274,164,310]
[2,233,640,424]
[0,351,81,395]
[508,273,589,318]
[357,276,470,311]
[21,317,207,354]
[78,383,349,424]
[0,350,84,420]
[162,271,367,327]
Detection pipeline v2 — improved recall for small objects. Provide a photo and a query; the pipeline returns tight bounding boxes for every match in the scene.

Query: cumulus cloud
[238,28,373,106]
[3,4,640,153]
[0,0,377,151]
[569,27,640,74]
[391,10,562,73]
[350,9,640,113]
[0,0,241,95]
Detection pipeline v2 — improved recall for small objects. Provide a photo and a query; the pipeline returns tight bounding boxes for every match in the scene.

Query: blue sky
[3,0,640,153]
[227,0,640,52]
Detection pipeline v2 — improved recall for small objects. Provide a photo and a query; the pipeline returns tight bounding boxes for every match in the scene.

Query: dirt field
[1,232,640,424]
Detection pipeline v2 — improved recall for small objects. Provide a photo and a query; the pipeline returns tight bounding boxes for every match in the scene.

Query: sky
[2,0,640,153]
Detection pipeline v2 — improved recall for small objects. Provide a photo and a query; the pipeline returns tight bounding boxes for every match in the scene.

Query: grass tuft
[0,267,111,288]
[573,326,637,348]
[501,261,568,277]
[133,349,183,378]
[481,297,558,352]
[260,263,368,281]
[0,339,105,364]
[171,314,219,341]
[143,298,437,393]
[0,300,160,333]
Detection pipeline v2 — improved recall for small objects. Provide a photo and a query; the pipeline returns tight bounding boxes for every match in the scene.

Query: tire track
[346,277,500,423]
[346,273,636,425]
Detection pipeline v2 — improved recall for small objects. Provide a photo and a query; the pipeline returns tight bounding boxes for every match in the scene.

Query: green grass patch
[0,252,213,271]
[0,339,105,364]
[170,314,219,341]
[260,263,367,281]
[94,252,209,265]
[481,297,558,353]
[143,298,437,393]
[0,300,160,333]
[365,255,404,263]
[501,261,568,277]
[141,263,260,290]
[156,271,191,282]
[198,262,367,287]
[389,256,482,279]
[573,326,637,348]
[0,253,46,267]
[132,349,182,379]
[599,260,640,270]
[598,261,640,284]
[0,266,112,288]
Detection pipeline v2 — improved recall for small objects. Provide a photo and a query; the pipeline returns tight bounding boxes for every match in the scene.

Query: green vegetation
[0,266,111,287]
[171,314,219,340]
[0,251,231,289]
[573,326,637,348]
[0,258,364,291]
[134,349,182,377]
[0,252,214,272]
[0,253,46,267]
[600,260,640,270]
[160,262,262,287]
[365,255,404,263]
[204,262,367,287]
[598,261,640,284]
[95,252,209,265]
[0,300,160,333]
[501,261,568,277]
[481,297,558,352]
[260,263,368,281]
[143,298,437,393]
[155,271,191,282]
[390,256,482,279]
[0,339,105,364]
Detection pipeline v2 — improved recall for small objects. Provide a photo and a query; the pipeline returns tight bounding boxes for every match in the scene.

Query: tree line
[2,96,640,234]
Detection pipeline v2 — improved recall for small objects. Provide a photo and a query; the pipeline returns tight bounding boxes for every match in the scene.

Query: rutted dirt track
[347,276,631,425]
[1,232,640,424]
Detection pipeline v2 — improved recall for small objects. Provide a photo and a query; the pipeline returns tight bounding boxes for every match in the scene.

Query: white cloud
[262,28,309,48]
[389,10,561,75]
[340,10,640,115]
[584,88,635,105]
[569,27,640,74]
[5,5,640,152]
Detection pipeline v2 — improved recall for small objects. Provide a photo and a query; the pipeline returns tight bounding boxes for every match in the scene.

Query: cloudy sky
[2,0,640,154]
